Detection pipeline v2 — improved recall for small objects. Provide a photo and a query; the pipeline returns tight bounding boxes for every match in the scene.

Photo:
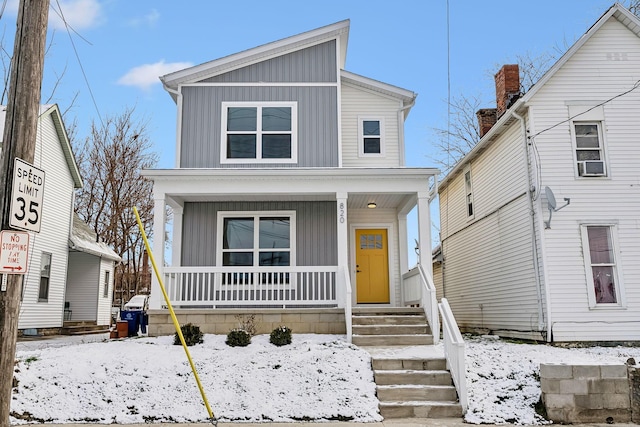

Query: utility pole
[0,1,49,426]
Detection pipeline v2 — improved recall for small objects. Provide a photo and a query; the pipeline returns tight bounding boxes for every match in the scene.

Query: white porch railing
[439,297,468,412]
[341,266,353,343]
[163,266,338,308]
[401,264,439,345]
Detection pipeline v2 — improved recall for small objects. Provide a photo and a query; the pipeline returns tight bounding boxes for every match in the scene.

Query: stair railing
[417,264,439,345]
[439,297,468,412]
[342,266,353,343]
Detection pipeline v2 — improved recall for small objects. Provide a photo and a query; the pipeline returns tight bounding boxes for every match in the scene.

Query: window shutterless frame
[357,117,385,157]
[221,102,298,164]
[463,165,474,219]
[571,121,607,178]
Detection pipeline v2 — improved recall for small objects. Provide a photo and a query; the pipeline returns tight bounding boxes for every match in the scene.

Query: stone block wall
[147,308,346,337]
[540,363,631,424]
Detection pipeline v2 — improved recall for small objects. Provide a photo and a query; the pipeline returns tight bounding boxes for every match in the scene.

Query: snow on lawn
[11,333,640,425]
[12,334,380,424]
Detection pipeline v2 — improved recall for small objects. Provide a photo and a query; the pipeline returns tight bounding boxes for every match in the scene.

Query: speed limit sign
[9,158,45,233]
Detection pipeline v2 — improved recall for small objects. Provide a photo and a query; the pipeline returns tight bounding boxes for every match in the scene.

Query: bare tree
[73,107,158,306]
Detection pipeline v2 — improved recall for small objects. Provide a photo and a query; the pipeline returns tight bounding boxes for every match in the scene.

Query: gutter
[162,81,184,168]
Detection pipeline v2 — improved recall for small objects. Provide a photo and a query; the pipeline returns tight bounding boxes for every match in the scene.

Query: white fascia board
[142,167,437,195]
[341,70,416,103]
[161,20,350,90]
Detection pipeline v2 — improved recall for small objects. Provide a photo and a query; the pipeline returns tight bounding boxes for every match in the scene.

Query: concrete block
[575,393,604,410]
[615,378,630,394]
[281,313,301,323]
[574,365,601,379]
[545,408,567,423]
[541,364,573,379]
[544,393,575,409]
[560,378,588,395]
[601,364,627,379]
[588,378,616,394]
[541,379,560,394]
[603,393,631,410]
[261,314,282,324]
[185,314,206,324]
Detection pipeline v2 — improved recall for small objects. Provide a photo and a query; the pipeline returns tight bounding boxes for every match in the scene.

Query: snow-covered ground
[11,333,640,425]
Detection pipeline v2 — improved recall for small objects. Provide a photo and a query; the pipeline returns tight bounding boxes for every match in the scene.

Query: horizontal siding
[97,259,115,326]
[205,40,337,83]
[65,252,99,322]
[348,208,400,306]
[180,86,338,168]
[340,82,402,167]
[182,201,337,267]
[442,195,543,333]
[18,114,75,329]
[527,18,640,340]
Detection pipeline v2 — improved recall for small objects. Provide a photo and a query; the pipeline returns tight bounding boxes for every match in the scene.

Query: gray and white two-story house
[142,20,439,337]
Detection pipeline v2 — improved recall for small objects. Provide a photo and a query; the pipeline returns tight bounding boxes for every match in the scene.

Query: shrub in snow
[226,328,251,347]
[270,326,292,346]
[174,323,203,346]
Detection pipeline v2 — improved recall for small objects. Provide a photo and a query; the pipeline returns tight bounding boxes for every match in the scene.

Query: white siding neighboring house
[0,104,83,334]
[437,3,640,342]
[66,213,121,326]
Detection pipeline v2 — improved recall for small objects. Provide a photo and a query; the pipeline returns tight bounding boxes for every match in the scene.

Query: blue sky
[0,0,625,262]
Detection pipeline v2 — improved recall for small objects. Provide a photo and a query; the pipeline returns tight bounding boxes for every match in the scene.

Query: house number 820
[339,202,345,223]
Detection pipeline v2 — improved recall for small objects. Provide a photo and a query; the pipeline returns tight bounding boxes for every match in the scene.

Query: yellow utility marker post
[133,207,216,424]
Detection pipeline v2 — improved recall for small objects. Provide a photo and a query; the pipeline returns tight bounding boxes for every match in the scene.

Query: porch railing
[439,297,468,412]
[401,264,439,344]
[163,266,338,308]
[341,267,353,343]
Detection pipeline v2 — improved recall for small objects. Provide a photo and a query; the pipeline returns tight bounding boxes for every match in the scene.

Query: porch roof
[142,167,438,212]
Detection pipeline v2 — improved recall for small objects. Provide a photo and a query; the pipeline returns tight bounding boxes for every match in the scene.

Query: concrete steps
[353,307,463,419]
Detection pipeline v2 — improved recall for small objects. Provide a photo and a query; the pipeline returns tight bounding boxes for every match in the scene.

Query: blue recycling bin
[120,310,141,337]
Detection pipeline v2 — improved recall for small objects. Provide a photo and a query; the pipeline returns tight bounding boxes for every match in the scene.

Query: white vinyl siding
[341,82,401,167]
[18,113,75,329]
[97,259,115,325]
[65,252,99,322]
[523,17,640,341]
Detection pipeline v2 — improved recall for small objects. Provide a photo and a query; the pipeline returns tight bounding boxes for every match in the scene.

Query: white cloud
[49,0,103,31]
[117,60,194,90]
[128,8,160,27]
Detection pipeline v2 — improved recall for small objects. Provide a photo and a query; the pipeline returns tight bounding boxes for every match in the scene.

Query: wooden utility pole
[0,1,49,426]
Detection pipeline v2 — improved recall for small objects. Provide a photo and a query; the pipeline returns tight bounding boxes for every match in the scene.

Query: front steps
[61,321,109,335]
[353,307,463,419]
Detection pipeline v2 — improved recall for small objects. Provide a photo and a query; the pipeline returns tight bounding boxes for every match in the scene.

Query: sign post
[9,158,44,233]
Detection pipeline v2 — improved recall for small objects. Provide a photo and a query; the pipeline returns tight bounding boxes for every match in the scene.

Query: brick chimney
[477,108,497,138]
[495,64,520,118]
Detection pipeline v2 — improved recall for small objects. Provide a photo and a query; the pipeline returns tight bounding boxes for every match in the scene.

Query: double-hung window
[219,212,295,268]
[222,102,297,163]
[464,165,474,218]
[581,225,624,307]
[39,252,51,301]
[358,117,384,156]
[103,270,110,298]
[573,122,607,177]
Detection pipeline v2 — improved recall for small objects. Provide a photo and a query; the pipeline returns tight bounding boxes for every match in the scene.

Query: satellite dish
[545,186,557,210]
[544,186,570,229]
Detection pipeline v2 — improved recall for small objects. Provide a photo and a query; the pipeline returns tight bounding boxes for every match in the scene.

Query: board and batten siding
[18,113,75,330]
[525,17,640,341]
[348,208,401,306]
[181,201,337,267]
[340,81,402,167]
[65,252,99,322]
[180,86,338,168]
[204,40,337,83]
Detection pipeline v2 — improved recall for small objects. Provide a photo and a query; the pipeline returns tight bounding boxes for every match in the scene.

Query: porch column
[171,205,183,266]
[336,192,349,308]
[417,191,432,275]
[149,194,166,310]
[398,213,409,273]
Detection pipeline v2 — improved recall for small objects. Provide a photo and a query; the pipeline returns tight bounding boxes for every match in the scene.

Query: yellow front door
[355,228,390,303]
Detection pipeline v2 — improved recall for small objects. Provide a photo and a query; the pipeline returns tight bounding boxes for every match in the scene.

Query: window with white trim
[218,212,295,267]
[581,225,623,306]
[38,252,51,301]
[573,122,607,177]
[358,117,384,156]
[103,270,110,298]
[221,102,297,163]
[464,166,474,218]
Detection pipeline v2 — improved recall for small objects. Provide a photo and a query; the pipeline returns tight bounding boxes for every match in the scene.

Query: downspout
[162,81,183,168]
[512,110,548,338]
[397,98,416,166]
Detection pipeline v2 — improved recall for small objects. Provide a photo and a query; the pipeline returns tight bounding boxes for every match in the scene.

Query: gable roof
[341,70,417,118]
[161,20,350,96]
[438,2,640,191]
[0,104,83,189]
[69,213,121,262]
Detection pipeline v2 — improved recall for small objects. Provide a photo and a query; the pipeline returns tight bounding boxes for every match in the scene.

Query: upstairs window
[573,122,606,177]
[222,102,297,163]
[464,166,474,218]
[39,252,51,301]
[358,117,385,156]
[103,270,110,298]
[581,225,624,307]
